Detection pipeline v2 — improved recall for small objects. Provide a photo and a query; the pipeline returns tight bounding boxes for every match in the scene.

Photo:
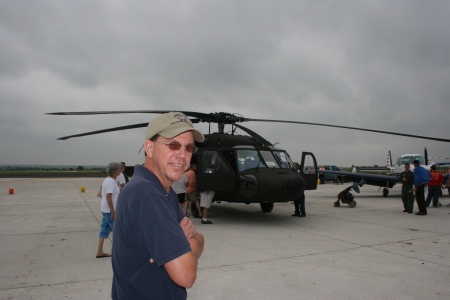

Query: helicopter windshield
[272,150,295,169]
[237,150,267,171]
[237,149,295,171]
[259,151,280,168]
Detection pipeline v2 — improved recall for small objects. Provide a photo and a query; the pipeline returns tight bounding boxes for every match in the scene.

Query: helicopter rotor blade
[57,123,149,140]
[246,118,450,143]
[47,110,214,120]
[56,117,201,140]
[48,110,450,143]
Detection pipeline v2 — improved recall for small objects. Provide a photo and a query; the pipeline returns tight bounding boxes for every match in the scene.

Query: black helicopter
[47,110,450,212]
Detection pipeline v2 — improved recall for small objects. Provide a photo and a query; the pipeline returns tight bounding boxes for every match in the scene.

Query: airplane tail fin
[386,150,394,174]
[386,151,393,167]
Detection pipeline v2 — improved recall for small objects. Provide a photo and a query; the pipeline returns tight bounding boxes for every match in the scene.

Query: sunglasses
[154,140,198,153]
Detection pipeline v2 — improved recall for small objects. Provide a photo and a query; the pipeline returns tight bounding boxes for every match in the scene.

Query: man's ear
[144,140,154,158]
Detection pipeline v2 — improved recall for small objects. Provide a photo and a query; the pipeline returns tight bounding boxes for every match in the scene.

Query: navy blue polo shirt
[112,165,191,300]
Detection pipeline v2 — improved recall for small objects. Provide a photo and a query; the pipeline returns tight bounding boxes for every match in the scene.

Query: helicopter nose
[286,177,304,192]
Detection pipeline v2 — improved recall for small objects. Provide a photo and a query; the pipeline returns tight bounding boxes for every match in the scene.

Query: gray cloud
[0,0,449,167]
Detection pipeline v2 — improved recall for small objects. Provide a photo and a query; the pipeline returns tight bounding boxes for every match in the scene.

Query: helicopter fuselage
[194,133,317,208]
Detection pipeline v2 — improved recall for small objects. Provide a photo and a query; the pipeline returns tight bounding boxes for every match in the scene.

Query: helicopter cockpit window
[302,154,317,174]
[237,150,267,172]
[259,151,279,168]
[272,151,295,169]
[200,151,230,173]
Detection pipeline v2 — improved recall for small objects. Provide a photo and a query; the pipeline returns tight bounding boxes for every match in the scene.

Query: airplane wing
[318,170,400,196]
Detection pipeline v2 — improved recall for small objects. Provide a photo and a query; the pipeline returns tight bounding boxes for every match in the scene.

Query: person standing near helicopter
[292,162,306,217]
[200,164,216,224]
[185,163,203,218]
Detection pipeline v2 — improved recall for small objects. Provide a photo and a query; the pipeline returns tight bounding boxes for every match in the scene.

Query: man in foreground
[112,112,205,299]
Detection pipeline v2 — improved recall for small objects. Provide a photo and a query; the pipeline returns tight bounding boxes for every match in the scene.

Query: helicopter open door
[196,149,237,192]
[300,152,318,190]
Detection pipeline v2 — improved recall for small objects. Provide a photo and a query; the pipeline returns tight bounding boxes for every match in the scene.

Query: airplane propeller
[47,110,450,143]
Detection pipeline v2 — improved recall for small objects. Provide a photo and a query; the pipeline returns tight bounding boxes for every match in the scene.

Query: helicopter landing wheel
[348,201,357,208]
[260,202,274,212]
[334,200,340,207]
[383,188,389,197]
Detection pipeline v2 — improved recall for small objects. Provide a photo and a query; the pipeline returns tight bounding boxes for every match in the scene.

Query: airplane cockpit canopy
[396,155,425,166]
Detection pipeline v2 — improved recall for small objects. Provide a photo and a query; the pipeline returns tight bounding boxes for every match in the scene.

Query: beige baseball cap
[145,112,204,142]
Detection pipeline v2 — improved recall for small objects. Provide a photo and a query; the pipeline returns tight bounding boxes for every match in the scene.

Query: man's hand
[179,217,197,239]
[180,217,204,260]
[162,219,204,287]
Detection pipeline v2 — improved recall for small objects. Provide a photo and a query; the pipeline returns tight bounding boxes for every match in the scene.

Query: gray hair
[107,162,122,177]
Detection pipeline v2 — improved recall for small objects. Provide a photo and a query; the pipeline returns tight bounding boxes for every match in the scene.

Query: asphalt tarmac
[1,178,449,300]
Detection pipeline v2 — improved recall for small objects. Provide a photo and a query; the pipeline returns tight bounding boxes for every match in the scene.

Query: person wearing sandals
[96,162,121,258]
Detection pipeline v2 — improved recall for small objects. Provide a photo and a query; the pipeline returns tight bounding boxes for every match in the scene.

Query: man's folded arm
[164,233,204,288]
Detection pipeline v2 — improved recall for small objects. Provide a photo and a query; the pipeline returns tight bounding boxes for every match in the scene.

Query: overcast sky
[1,0,449,168]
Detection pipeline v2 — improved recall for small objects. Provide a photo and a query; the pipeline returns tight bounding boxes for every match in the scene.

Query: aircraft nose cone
[286,177,304,192]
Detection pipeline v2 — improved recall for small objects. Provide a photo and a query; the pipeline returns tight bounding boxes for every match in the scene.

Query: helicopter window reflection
[200,151,230,173]
[302,154,316,174]
[272,151,295,169]
[237,150,267,171]
[259,151,279,168]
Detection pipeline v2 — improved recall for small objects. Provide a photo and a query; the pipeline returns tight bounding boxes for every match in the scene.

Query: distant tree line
[0,166,106,171]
